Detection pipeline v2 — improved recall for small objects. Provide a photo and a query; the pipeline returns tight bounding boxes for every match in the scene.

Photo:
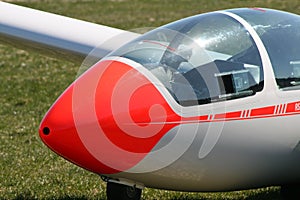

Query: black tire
[106,182,142,200]
[281,185,300,200]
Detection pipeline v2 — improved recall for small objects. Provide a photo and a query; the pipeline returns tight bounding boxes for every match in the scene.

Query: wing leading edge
[0,2,140,63]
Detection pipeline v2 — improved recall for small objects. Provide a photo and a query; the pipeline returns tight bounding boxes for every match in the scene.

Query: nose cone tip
[41,126,50,135]
[39,126,50,138]
[39,123,55,152]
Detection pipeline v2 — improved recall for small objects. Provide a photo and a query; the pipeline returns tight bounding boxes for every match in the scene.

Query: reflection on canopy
[111,11,266,106]
[231,8,300,90]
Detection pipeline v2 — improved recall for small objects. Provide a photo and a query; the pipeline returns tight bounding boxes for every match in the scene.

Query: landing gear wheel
[106,182,142,200]
[281,185,300,200]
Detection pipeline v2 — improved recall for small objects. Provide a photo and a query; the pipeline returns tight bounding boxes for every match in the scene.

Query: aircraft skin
[2,2,300,199]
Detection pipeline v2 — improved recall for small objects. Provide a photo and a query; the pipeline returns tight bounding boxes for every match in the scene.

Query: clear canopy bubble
[110,8,300,106]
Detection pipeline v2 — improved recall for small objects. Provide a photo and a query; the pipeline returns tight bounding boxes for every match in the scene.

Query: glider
[1,2,300,200]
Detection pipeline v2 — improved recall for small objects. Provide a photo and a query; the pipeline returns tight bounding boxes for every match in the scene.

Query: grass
[1,0,300,199]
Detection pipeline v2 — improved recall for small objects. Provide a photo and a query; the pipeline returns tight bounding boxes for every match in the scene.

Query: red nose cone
[39,84,118,174]
[39,59,180,174]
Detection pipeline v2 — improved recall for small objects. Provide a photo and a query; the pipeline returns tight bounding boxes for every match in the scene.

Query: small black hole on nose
[43,127,50,135]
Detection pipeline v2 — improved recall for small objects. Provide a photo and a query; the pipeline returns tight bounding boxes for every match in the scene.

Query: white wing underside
[0,2,140,63]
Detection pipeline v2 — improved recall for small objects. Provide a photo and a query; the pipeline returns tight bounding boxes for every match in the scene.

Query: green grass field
[1,0,300,199]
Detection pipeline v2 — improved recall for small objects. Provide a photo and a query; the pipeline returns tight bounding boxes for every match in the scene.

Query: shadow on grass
[246,191,281,200]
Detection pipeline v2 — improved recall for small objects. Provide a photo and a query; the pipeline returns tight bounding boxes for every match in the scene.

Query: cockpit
[110,8,300,106]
